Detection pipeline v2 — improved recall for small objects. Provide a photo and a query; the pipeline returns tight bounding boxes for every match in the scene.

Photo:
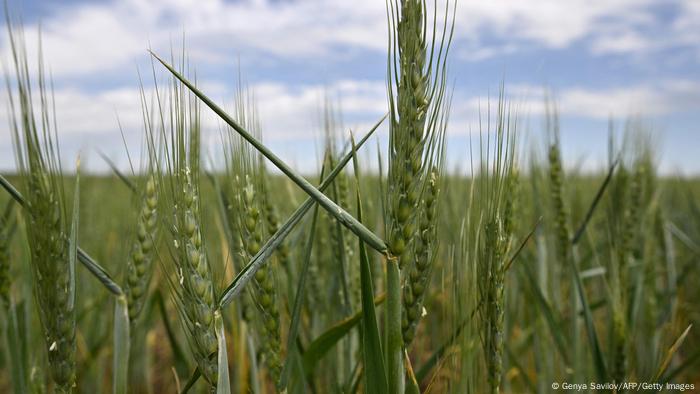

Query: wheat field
[1,1,699,393]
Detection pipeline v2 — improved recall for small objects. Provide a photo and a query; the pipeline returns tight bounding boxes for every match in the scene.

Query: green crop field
[1,1,699,393]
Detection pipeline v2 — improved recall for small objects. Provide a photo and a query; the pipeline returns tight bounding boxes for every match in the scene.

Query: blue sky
[1,0,699,175]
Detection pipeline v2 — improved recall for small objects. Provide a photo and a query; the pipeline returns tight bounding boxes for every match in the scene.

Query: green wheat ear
[124,174,158,323]
[5,22,77,392]
[548,135,570,268]
[149,62,219,388]
[401,74,450,348]
[402,166,441,345]
[224,85,283,386]
[385,0,453,388]
[475,97,517,394]
[386,0,453,267]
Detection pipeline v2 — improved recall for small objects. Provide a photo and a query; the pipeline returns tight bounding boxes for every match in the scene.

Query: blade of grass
[68,162,79,311]
[505,217,542,272]
[660,347,700,385]
[215,311,231,394]
[302,293,386,375]
[150,51,388,254]
[0,174,123,295]
[155,290,189,375]
[653,324,692,381]
[352,136,388,393]
[113,295,130,394]
[350,363,364,394]
[75,248,122,295]
[667,222,700,254]
[404,350,420,394]
[519,265,571,366]
[280,204,320,389]
[98,151,137,194]
[344,358,362,394]
[180,367,201,394]
[217,117,383,308]
[329,173,352,315]
[288,344,312,394]
[568,256,608,382]
[571,159,618,244]
[386,255,402,392]
[246,335,260,394]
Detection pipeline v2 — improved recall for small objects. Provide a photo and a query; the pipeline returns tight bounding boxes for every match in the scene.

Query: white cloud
[2,0,388,78]
[2,73,698,168]
[455,1,648,47]
[248,79,387,141]
[445,80,700,136]
[0,77,388,171]
[3,0,696,78]
[544,81,700,119]
[449,0,681,60]
[1,0,699,172]
[590,30,651,54]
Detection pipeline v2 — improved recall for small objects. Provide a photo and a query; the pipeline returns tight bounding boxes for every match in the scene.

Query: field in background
[1,0,699,392]
[2,163,699,392]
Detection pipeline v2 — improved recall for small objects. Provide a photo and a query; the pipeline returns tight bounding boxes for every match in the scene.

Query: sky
[0,0,699,175]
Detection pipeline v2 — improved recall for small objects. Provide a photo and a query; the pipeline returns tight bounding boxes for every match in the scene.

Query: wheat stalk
[385,0,453,388]
[151,68,220,387]
[475,102,517,394]
[6,25,77,392]
[223,85,283,387]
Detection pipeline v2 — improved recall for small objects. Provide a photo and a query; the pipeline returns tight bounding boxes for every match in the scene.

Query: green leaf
[654,324,692,381]
[0,174,123,296]
[112,295,130,394]
[386,258,403,392]
[568,255,608,382]
[302,293,386,374]
[150,51,388,255]
[155,290,189,375]
[217,116,384,308]
[660,347,700,384]
[329,160,352,315]
[352,137,388,393]
[504,217,541,272]
[280,204,320,389]
[98,151,137,194]
[180,367,201,394]
[288,346,311,394]
[571,158,618,244]
[68,163,80,312]
[215,311,231,394]
[404,352,421,394]
[519,264,571,366]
